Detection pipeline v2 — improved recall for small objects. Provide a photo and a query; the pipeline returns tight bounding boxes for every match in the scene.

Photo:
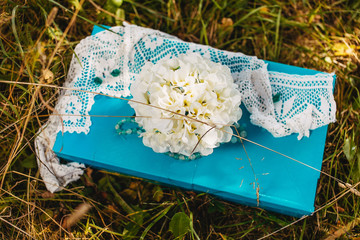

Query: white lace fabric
[35,23,336,192]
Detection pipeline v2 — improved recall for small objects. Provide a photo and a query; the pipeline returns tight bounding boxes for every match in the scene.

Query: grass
[1,0,360,239]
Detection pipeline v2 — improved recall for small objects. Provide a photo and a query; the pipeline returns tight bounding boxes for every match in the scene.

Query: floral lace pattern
[35,23,336,192]
[267,72,336,139]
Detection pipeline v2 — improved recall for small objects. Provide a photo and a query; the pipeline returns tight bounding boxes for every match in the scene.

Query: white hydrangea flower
[129,53,242,157]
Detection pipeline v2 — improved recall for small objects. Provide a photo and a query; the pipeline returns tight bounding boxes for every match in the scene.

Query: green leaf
[153,185,163,202]
[344,136,360,182]
[115,8,125,25]
[97,176,109,191]
[123,212,143,239]
[68,0,81,10]
[169,212,191,238]
[207,200,225,214]
[21,154,37,169]
[140,205,172,240]
[111,0,123,8]
[343,137,357,162]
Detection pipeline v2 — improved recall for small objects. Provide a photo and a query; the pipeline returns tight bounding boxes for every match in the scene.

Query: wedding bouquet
[129,54,242,157]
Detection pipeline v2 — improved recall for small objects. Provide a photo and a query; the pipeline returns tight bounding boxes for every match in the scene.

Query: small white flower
[129,53,242,157]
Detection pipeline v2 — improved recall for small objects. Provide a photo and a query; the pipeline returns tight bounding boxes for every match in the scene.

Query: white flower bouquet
[129,54,242,157]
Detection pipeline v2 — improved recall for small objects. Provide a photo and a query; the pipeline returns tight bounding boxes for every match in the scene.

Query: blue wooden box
[53,25,333,217]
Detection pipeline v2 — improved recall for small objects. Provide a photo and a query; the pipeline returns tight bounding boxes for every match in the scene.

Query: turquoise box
[53,25,333,217]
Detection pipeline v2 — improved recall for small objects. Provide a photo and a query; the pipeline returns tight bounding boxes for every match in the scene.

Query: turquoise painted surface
[53,25,332,217]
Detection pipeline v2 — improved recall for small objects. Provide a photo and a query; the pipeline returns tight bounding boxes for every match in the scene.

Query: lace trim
[268,72,336,139]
